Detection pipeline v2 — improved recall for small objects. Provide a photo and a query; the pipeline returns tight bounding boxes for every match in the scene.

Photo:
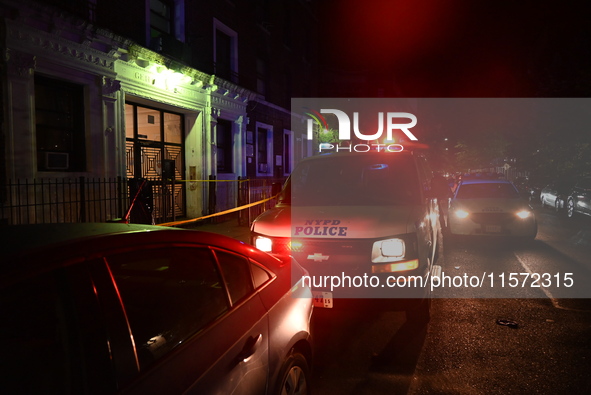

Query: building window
[300,132,312,160]
[283,130,293,176]
[255,0,271,29]
[256,58,267,97]
[282,6,291,48]
[34,75,86,172]
[150,0,173,36]
[216,119,233,173]
[150,0,186,51]
[213,19,238,83]
[256,124,272,176]
[215,30,232,80]
[88,0,97,22]
[283,69,292,107]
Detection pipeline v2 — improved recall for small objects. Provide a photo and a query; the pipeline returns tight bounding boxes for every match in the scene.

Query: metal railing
[0,176,284,226]
[0,177,126,226]
[238,177,283,225]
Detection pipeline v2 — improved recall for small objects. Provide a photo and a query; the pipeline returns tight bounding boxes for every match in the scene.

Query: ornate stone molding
[5,48,36,77]
[127,44,210,83]
[126,44,256,104]
[212,76,257,102]
[102,77,121,96]
[211,94,251,112]
[7,20,116,72]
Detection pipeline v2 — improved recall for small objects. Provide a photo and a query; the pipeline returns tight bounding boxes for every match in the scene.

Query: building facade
[0,0,318,225]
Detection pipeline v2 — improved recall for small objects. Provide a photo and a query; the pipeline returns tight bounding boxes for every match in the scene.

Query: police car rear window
[289,155,421,206]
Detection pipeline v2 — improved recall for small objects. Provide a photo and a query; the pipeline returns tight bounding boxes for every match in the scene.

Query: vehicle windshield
[282,154,421,206]
[455,182,520,199]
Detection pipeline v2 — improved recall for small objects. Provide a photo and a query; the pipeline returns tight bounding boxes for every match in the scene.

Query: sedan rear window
[107,247,228,370]
[214,250,254,305]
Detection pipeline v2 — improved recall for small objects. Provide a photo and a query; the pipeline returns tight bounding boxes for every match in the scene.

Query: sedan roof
[0,222,170,256]
[0,222,279,285]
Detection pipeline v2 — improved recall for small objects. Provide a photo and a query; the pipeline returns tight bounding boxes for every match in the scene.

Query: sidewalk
[179,218,251,243]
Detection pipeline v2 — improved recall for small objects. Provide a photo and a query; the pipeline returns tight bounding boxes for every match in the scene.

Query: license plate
[485,225,502,233]
[312,291,333,308]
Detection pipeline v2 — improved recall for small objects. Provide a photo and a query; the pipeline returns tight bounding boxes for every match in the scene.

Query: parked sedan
[566,177,591,218]
[0,223,313,395]
[540,180,573,212]
[448,179,537,239]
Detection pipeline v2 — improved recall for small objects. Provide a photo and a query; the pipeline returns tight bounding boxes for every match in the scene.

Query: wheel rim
[568,200,574,217]
[281,366,307,395]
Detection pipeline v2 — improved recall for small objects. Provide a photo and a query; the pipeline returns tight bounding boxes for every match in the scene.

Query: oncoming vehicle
[0,223,313,395]
[250,151,441,322]
[448,179,537,239]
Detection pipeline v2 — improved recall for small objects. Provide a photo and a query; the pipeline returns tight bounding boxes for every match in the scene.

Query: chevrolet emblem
[307,253,329,262]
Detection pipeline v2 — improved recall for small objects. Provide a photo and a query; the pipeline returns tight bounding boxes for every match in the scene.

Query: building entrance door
[125,103,185,223]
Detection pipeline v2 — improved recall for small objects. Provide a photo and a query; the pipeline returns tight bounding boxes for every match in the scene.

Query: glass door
[125,103,185,222]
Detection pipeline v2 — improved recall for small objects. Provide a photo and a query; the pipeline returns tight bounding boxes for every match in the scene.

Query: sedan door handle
[237,334,263,363]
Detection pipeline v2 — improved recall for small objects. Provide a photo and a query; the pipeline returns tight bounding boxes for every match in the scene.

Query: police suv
[250,150,441,322]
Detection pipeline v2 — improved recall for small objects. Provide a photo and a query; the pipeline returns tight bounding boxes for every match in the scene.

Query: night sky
[317,0,591,97]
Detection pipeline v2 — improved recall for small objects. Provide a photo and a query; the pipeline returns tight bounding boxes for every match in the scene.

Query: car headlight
[381,238,405,257]
[454,209,469,219]
[254,236,273,252]
[372,238,406,263]
[516,210,531,219]
[371,236,419,271]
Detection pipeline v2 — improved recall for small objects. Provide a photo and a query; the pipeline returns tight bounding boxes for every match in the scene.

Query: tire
[532,220,538,239]
[555,198,561,213]
[521,221,538,244]
[275,350,310,395]
[567,198,576,218]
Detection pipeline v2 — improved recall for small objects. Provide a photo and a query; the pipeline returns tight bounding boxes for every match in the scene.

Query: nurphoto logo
[304,109,418,153]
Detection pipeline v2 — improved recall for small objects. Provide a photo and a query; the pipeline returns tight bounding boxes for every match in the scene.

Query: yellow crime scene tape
[158,194,278,227]
[178,179,249,182]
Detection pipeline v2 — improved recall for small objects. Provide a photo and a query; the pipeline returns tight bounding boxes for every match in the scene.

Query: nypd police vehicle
[250,150,441,321]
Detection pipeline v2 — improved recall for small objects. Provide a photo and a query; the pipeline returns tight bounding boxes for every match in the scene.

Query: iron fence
[0,176,283,226]
[201,176,283,225]
[238,177,283,225]
[0,177,126,226]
